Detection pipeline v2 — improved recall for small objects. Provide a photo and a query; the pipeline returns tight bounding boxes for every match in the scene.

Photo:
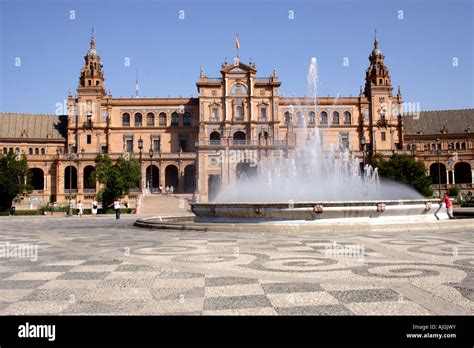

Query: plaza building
[0,34,473,206]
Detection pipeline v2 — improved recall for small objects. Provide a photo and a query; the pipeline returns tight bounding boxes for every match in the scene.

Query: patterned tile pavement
[0,215,472,315]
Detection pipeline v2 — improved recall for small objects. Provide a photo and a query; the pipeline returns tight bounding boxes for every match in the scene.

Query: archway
[236,161,257,182]
[30,168,44,190]
[146,165,159,191]
[429,163,447,184]
[83,165,96,191]
[184,165,196,193]
[165,165,179,191]
[208,175,221,202]
[64,166,77,191]
[454,162,472,184]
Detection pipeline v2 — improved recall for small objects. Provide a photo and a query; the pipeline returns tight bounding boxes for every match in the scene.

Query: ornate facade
[0,34,472,205]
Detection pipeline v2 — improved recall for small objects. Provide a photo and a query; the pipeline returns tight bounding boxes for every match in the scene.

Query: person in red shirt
[442,193,455,219]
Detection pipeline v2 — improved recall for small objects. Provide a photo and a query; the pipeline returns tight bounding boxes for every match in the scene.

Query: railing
[64,189,77,194]
[196,139,296,147]
[83,188,96,193]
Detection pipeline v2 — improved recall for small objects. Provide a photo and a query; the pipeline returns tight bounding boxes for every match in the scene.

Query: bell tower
[364,33,392,96]
[364,33,402,155]
[68,30,108,155]
[78,29,105,95]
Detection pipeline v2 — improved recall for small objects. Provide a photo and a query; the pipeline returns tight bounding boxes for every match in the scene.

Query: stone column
[160,162,166,189]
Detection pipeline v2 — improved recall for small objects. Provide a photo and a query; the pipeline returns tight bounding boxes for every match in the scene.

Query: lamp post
[67,143,75,216]
[149,147,154,194]
[436,138,442,198]
[138,137,143,192]
[360,136,366,171]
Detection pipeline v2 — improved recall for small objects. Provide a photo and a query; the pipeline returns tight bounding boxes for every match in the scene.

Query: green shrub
[13,210,42,216]
[460,202,474,207]
[0,210,10,216]
[448,186,459,197]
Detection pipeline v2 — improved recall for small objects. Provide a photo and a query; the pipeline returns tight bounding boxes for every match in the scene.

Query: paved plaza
[0,215,473,315]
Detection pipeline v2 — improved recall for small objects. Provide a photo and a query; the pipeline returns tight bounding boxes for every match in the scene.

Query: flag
[235,33,240,50]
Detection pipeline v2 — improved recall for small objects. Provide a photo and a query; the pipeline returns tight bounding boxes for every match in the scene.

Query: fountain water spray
[215,57,421,202]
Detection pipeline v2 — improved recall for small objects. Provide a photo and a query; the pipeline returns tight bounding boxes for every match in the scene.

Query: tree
[372,154,434,197]
[0,151,32,211]
[92,154,140,208]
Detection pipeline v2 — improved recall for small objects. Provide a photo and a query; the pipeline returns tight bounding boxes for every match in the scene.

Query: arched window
[40,148,45,155]
[2,147,7,155]
[461,142,466,150]
[308,111,316,125]
[320,111,328,125]
[183,112,191,126]
[455,142,460,150]
[159,113,167,126]
[28,148,33,155]
[233,131,246,143]
[231,83,248,95]
[344,111,351,125]
[296,112,304,125]
[211,107,219,120]
[332,111,340,125]
[209,131,221,144]
[146,113,155,127]
[34,148,39,155]
[122,113,130,126]
[134,113,143,127]
[171,112,179,126]
[15,147,19,154]
[284,112,292,123]
[235,106,243,120]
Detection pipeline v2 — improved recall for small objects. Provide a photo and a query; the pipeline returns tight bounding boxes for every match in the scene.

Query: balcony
[196,139,296,148]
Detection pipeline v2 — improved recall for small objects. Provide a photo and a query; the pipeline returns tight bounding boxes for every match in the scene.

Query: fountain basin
[191,199,446,223]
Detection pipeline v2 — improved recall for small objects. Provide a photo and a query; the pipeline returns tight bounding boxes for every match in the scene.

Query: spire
[374,29,378,48]
[90,28,95,49]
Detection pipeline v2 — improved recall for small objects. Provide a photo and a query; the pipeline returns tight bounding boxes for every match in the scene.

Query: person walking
[442,193,455,219]
[113,199,121,220]
[165,186,170,196]
[159,184,163,194]
[170,185,174,196]
[91,199,98,219]
[77,200,84,218]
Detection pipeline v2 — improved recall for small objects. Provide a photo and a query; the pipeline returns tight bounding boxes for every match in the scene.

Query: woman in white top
[77,200,84,218]
[91,200,98,219]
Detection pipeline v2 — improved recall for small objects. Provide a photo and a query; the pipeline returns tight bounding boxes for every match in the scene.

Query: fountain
[190,57,444,223]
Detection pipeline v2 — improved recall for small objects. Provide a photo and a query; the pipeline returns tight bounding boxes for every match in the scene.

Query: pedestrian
[77,200,84,218]
[91,199,98,219]
[170,185,174,196]
[159,185,163,194]
[165,186,170,196]
[442,193,455,219]
[113,199,121,219]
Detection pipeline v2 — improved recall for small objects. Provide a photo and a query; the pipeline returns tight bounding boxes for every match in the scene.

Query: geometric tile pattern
[0,216,472,315]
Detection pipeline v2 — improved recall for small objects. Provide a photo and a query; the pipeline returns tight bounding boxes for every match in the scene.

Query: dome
[87,48,99,58]
[372,48,382,56]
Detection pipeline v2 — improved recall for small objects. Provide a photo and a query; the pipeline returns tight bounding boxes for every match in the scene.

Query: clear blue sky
[1,0,473,114]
